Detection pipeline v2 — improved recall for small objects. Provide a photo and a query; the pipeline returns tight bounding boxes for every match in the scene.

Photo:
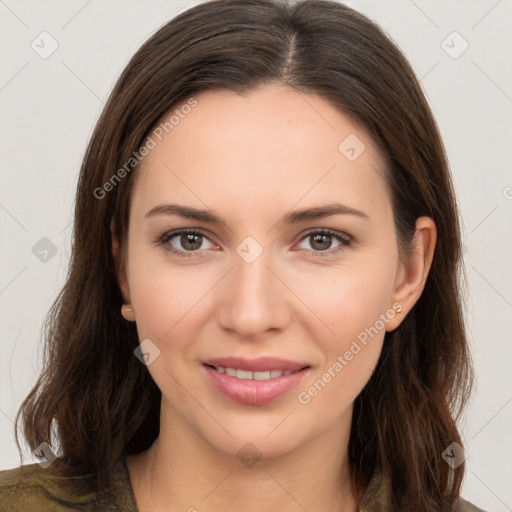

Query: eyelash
[157,228,353,258]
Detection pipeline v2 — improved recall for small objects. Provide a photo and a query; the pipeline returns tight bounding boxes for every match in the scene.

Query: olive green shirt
[0,455,487,511]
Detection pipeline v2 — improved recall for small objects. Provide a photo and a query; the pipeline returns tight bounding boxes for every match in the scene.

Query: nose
[215,245,291,340]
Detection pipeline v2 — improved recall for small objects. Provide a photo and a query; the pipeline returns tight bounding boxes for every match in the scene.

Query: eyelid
[157,227,353,257]
[297,228,352,245]
[157,228,219,257]
[293,228,353,256]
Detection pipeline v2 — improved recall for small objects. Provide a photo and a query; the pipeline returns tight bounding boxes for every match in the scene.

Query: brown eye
[310,233,334,251]
[179,233,203,251]
[159,229,216,256]
[296,229,352,255]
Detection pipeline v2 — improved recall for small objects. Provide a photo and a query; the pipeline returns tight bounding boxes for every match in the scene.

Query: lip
[202,357,311,406]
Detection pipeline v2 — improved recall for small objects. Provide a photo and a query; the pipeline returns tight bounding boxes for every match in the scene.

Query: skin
[112,83,436,512]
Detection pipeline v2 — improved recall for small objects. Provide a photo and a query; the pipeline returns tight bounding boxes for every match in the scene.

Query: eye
[295,229,352,256]
[158,228,353,258]
[158,229,217,257]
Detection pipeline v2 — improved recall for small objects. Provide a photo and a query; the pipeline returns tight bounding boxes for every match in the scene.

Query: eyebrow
[144,202,369,226]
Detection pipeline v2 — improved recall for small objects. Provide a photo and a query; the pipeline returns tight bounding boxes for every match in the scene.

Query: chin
[197,413,310,463]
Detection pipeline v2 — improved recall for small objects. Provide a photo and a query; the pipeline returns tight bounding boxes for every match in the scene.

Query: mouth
[204,364,305,380]
[201,357,311,405]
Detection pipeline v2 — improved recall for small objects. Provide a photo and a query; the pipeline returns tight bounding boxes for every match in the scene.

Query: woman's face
[117,83,410,459]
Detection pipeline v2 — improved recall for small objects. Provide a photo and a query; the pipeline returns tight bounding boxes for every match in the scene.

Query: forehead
[131,84,391,224]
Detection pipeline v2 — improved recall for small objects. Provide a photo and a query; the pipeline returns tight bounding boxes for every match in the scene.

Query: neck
[127,401,360,512]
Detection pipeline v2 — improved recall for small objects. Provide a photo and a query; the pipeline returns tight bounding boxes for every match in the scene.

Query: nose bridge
[217,238,288,337]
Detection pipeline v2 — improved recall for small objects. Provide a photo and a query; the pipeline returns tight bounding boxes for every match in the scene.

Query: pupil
[312,234,331,250]
[182,233,202,250]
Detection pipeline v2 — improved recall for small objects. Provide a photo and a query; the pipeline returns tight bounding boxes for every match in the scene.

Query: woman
[0,0,487,510]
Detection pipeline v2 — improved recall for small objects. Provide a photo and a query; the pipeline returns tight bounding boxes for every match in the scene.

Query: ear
[111,219,131,304]
[386,216,437,331]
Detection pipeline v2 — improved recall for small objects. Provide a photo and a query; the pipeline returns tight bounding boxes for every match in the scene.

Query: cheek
[126,256,217,404]
[292,257,396,345]
[128,257,216,344]
[291,259,396,408]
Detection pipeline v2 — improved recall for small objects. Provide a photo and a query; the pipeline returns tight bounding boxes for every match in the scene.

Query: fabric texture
[0,454,487,511]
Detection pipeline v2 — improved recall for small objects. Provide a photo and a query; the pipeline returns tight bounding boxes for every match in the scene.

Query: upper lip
[202,357,310,372]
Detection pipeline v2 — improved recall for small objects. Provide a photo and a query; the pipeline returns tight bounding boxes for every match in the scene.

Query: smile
[207,365,300,380]
[201,357,311,405]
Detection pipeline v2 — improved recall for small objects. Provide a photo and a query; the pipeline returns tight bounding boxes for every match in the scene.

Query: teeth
[253,371,270,380]
[210,366,298,380]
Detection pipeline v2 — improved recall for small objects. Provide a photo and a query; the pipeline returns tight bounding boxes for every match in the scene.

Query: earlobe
[121,303,136,322]
[386,216,437,332]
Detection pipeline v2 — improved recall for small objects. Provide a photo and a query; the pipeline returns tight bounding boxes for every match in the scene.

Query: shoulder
[456,496,489,512]
[360,467,489,512]
[0,458,133,512]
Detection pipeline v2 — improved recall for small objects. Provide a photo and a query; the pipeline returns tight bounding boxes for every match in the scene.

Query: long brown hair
[15,1,474,509]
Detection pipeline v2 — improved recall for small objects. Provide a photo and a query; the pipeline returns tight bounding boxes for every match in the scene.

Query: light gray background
[1,1,511,510]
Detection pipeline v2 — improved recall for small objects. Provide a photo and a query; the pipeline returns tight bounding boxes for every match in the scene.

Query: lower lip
[203,364,310,405]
